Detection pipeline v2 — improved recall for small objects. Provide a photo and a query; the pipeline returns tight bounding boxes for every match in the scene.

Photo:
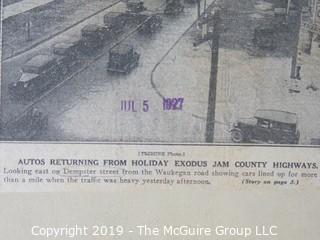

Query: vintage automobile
[9,54,61,99]
[2,108,49,140]
[104,12,129,35]
[52,38,81,75]
[164,0,184,15]
[107,44,140,73]
[137,11,162,34]
[253,26,276,50]
[79,24,111,52]
[230,109,300,144]
[126,0,146,13]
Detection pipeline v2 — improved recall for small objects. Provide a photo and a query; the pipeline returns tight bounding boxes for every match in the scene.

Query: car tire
[231,129,244,143]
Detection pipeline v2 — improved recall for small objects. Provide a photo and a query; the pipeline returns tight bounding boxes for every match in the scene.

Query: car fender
[230,127,243,133]
[231,126,253,141]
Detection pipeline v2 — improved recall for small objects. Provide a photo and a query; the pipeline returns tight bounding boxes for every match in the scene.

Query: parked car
[164,0,184,15]
[80,24,111,52]
[230,109,300,144]
[9,54,61,99]
[137,11,162,34]
[2,108,48,140]
[126,0,146,13]
[107,44,140,73]
[53,38,81,75]
[253,26,276,50]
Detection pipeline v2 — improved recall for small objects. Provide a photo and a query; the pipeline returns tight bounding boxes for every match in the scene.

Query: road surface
[2,0,215,142]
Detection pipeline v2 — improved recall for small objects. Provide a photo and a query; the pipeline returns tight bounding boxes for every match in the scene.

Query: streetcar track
[5,1,169,125]
[150,0,219,96]
[4,0,230,139]
[149,0,231,128]
[149,0,230,125]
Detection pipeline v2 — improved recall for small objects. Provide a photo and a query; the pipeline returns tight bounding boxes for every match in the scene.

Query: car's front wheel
[231,129,244,143]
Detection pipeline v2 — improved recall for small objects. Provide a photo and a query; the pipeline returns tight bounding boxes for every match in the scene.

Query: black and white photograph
[1,0,320,144]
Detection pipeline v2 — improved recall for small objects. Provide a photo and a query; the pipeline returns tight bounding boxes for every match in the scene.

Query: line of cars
[3,1,303,144]
[9,0,166,100]
[4,0,185,140]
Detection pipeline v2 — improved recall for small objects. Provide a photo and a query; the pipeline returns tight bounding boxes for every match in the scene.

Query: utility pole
[290,1,303,79]
[205,10,221,142]
[197,0,201,18]
[193,8,221,142]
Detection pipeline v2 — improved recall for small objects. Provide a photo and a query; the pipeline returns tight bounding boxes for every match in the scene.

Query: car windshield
[14,81,29,89]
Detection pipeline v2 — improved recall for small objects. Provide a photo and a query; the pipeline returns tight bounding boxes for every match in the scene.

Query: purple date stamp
[120,98,184,112]
[163,97,184,111]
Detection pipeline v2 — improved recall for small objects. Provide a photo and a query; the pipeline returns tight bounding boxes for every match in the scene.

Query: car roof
[128,0,143,3]
[54,42,75,49]
[139,10,155,16]
[105,12,124,18]
[24,54,56,68]
[54,38,80,49]
[82,24,100,32]
[18,73,39,82]
[254,109,297,124]
[110,44,133,55]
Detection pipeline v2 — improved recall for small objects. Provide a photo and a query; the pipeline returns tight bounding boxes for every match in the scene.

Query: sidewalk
[3,0,55,20]
[151,0,320,144]
[2,0,121,60]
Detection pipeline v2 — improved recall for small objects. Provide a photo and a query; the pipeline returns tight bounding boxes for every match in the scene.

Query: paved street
[39,1,216,142]
[1,0,215,142]
[152,0,320,144]
[2,0,320,144]
[1,1,129,121]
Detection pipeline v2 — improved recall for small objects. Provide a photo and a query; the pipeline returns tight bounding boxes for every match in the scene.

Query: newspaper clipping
[1,0,320,144]
[1,0,320,239]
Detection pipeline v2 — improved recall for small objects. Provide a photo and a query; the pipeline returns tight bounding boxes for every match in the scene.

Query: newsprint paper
[1,0,320,239]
